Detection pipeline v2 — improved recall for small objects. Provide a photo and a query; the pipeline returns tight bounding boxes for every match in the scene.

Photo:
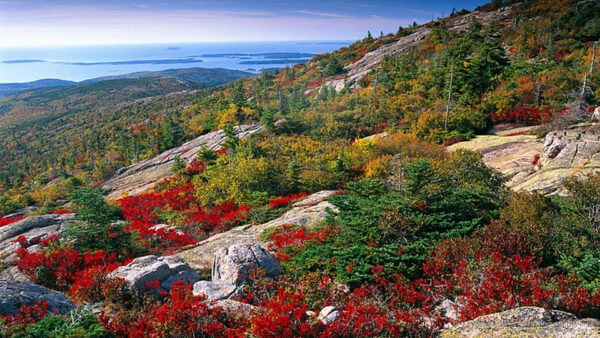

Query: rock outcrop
[177,190,338,270]
[437,306,600,337]
[102,124,264,200]
[0,280,75,316]
[1,206,39,219]
[324,6,514,92]
[193,243,283,301]
[108,255,198,295]
[318,306,340,325]
[0,213,75,267]
[448,123,600,195]
[212,243,283,286]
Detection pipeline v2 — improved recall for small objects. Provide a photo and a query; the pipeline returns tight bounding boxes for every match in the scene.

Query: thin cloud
[398,7,438,16]
[293,10,351,18]
[347,3,374,8]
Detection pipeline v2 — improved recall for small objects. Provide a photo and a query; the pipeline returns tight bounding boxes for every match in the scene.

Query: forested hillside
[2,0,598,214]
[1,1,600,336]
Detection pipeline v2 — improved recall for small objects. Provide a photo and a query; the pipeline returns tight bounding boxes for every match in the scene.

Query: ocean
[0,41,351,83]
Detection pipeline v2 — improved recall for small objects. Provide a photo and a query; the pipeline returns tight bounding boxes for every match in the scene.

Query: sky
[0,0,487,47]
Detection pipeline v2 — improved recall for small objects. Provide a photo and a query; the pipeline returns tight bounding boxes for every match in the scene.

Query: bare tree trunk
[580,72,588,111]
[371,70,379,99]
[590,42,596,75]
[445,65,454,130]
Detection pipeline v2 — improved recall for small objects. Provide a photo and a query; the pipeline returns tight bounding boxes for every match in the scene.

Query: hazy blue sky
[0,0,486,47]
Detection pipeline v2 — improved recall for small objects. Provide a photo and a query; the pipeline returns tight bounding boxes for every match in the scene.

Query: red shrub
[117,183,249,248]
[490,106,555,125]
[268,193,308,209]
[268,224,340,262]
[251,288,319,337]
[16,248,83,290]
[99,281,246,337]
[0,215,24,227]
[0,301,52,332]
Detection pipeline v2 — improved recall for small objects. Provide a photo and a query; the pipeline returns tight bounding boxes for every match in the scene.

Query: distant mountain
[0,79,77,97]
[0,76,211,181]
[82,67,252,86]
[0,67,252,97]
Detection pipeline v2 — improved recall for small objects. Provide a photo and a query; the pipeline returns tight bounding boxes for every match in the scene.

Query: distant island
[239,59,310,65]
[1,58,204,66]
[202,52,314,59]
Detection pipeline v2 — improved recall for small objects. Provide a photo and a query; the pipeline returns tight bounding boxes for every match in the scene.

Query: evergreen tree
[197,144,218,163]
[286,160,301,193]
[223,124,240,151]
[231,81,246,107]
[260,108,276,131]
[325,57,343,76]
[171,155,187,174]
[65,187,134,257]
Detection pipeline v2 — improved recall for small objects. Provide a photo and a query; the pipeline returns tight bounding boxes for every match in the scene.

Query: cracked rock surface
[437,306,600,337]
[0,280,75,316]
[448,123,600,195]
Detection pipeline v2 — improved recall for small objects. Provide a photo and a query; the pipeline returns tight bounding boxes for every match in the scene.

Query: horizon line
[0,39,357,49]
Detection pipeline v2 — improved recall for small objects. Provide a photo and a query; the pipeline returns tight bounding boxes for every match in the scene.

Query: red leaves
[268,193,308,209]
[0,301,51,332]
[267,224,340,262]
[0,215,24,227]
[99,281,244,337]
[117,183,249,251]
[52,209,71,214]
[16,245,121,293]
[251,288,318,337]
[16,248,83,290]
[185,159,206,175]
[490,106,555,125]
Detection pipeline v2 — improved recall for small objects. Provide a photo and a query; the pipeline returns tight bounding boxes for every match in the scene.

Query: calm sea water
[0,41,351,83]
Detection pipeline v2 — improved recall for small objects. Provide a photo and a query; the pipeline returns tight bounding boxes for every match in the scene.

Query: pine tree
[231,81,246,107]
[286,160,301,193]
[197,144,217,163]
[223,124,240,152]
[65,187,133,257]
[260,108,276,131]
[171,155,187,174]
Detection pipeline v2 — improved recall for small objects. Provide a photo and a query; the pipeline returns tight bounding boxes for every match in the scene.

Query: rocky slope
[448,123,600,194]
[438,306,600,337]
[325,5,514,92]
[177,190,338,270]
[102,124,264,200]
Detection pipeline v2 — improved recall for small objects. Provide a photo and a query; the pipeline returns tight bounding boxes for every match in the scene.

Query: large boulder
[177,190,339,269]
[437,307,600,337]
[0,280,75,316]
[193,243,282,300]
[212,243,283,287]
[193,280,240,300]
[108,255,198,295]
